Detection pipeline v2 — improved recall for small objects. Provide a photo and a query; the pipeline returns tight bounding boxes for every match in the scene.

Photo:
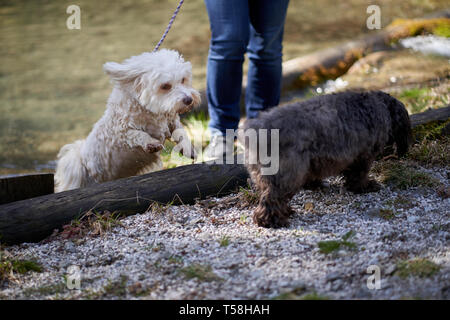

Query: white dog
[54,49,201,192]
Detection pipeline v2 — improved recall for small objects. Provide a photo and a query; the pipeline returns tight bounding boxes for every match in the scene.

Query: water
[400,35,450,58]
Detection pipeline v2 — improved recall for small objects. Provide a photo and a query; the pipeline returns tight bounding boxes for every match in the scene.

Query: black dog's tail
[382,92,412,157]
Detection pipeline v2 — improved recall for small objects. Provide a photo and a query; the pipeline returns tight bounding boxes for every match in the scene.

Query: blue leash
[153,0,185,52]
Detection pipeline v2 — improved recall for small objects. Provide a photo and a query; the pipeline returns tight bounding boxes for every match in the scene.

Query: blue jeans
[205,0,290,136]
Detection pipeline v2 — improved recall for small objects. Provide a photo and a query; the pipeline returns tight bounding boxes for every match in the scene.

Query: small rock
[385,265,397,275]
[364,208,381,219]
[64,241,76,253]
[326,272,340,282]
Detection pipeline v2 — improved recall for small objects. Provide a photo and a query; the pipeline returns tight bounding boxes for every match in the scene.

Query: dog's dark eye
[161,83,172,90]
[181,77,186,84]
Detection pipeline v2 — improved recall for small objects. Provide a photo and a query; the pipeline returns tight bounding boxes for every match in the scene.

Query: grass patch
[407,119,450,167]
[395,258,441,278]
[273,289,329,300]
[219,235,230,247]
[239,214,248,224]
[408,137,450,166]
[397,87,449,115]
[318,230,357,254]
[384,195,414,210]
[168,255,183,265]
[58,210,124,240]
[377,162,439,190]
[398,88,431,114]
[238,186,259,206]
[378,208,397,220]
[23,282,67,297]
[179,263,222,282]
[0,251,42,283]
[300,292,330,300]
[412,119,450,141]
[103,275,128,297]
[147,200,174,215]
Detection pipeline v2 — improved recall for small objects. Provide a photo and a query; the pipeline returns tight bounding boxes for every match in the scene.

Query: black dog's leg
[253,188,291,228]
[343,156,380,193]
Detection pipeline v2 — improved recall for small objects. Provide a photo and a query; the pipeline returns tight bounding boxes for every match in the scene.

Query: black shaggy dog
[243,91,412,228]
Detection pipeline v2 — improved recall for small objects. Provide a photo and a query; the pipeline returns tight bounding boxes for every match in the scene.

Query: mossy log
[0,161,248,245]
[410,106,450,140]
[410,105,450,128]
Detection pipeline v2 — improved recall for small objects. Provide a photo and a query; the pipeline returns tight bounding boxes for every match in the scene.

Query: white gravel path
[0,164,449,300]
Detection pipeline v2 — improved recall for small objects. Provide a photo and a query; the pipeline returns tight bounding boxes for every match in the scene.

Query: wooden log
[0,173,54,205]
[0,161,249,245]
[410,105,450,128]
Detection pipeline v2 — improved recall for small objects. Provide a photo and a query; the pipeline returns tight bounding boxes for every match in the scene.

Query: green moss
[379,208,397,220]
[23,282,66,297]
[433,23,450,37]
[318,230,357,254]
[103,275,128,297]
[0,256,42,282]
[168,255,183,265]
[273,289,329,300]
[318,241,341,254]
[219,236,230,247]
[388,18,450,41]
[399,88,430,100]
[412,119,450,141]
[11,260,42,274]
[396,258,441,278]
[179,264,222,282]
[300,292,330,300]
[380,162,439,190]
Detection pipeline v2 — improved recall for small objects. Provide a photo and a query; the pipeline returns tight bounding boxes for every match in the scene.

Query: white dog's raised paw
[146,143,164,153]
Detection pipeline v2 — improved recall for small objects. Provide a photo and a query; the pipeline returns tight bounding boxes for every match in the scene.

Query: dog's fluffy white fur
[54,49,201,192]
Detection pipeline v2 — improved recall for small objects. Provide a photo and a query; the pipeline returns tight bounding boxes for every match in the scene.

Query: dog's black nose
[183,96,193,106]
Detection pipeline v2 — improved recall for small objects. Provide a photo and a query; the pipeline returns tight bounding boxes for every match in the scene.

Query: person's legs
[246,0,290,119]
[204,0,249,135]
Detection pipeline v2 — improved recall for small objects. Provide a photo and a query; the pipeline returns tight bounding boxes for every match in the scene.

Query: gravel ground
[0,164,449,300]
